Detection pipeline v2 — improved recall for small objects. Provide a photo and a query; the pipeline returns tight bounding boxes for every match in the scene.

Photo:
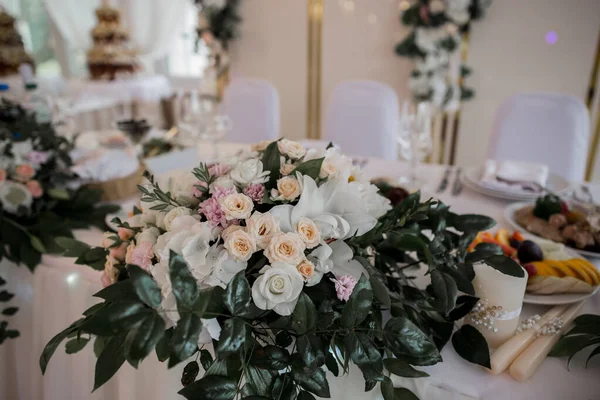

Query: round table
[2,143,599,400]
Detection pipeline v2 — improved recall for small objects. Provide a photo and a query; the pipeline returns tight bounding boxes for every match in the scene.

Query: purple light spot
[545,31,558,45]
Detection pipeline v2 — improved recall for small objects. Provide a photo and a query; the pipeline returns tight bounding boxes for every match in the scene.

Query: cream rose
[319,160,338,179]
[265,233,306,265]
[277,139,306,160]
[296,259,315,281]
[251,262,304,316]
[221,224,245,241]
[137,227,161,245]
[164,207,193,231]
[280,163,296,176]
[295,217,321,248]
[273,176,302,201]
[219,193,254,220]
[223,229,256,262]
[246,211,281,248]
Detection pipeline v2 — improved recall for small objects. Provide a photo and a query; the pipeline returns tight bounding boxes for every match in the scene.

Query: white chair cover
[323,80,399,160]
[487,92,590,181]
[222,78,280,143]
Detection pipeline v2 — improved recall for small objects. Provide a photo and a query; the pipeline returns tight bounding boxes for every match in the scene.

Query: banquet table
[2,142,600,400]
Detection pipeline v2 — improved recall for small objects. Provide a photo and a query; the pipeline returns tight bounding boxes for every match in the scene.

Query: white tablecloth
[3,144,600,400]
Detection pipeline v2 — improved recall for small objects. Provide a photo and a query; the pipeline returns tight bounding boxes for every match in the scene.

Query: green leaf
[223,271,251,317]
[292,365,330,398]
[431,270,458,315]
[448,296,479,321]
[178,375,237,400]
[170,313,202,365]
[216,318,250,356]
[251,345,290,370]
[474,242,504,255]
[2,307,18,316]
[94,280,138,302]
[80,301,149,336]
[124,312,166,367]
[549,334,600,358]
[55,237,91,257]
[0,290,14,302]
[586,345,600,367]
[262,140,282,188]
[345,332,382,367]
[65,337,90,354]
[481,255,525,278]
[383,317,441,366]
[40,319,83,374]
[200,349,214,370]
[30,235,47,253]
[298,391,316,400]
[181,361,200,387]
[271,374,296,400]
[94,336,105,358]
[245,365,276,397]
[128,265,162,308]
[383,232,432,266]
[93,334,127,391]
[325,351,339,377]
[48,188,70,200]
[452,325,491,368]
[297,334,326,368]
[394,387,419,400]
[341,274,373,329]
[292,293,317,335]
[293,158,324,180]
[370,276,391,307]
[450,214,496,233]
[574,314,600,327]
[155,327,173,362]
[380,377,394,400]
[383,358,429,378]
[169,251,200,310]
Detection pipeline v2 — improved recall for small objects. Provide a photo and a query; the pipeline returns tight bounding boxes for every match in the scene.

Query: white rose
[430,0,446,13]
[223,229,256,262]
[347,181,391,219]
[137,227,161,245]
[204,0,227,10]
[219,193,254,220]
[164,207,193,231]
[251,140,274,152]
[251,262,304,316]
[168,172,200,207]
[273,176,302,201]
[320,148,354,181]
[265,233,306,265]
[221,224,244,241]
[210,176,237,194]
[198,318,222,345]
[295,217,321,249]
[247,211,281,248]
[230,159,270,186]
[319,160,338,179]
[0,181,32,214]
[277,139,306,160]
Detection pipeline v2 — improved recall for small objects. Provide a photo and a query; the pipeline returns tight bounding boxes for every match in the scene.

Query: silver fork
[436,167,452,193]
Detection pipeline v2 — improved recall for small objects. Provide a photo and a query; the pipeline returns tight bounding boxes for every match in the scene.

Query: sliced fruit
[530,261,558,277]
[495,229,512,247]
[570,259,600,286]
[511,231,525,242]
[467,232,484,252]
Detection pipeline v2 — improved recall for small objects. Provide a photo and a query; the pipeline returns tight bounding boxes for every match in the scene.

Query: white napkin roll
[480,160,549,193]
[72,149,139,182]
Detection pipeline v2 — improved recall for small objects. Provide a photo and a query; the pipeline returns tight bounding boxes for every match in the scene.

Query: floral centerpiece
[42,139,516,399]
[0,100,118,344]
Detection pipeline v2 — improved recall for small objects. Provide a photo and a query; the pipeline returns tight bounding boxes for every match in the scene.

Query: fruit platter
[469,229,600,304]
[504,194,600,258]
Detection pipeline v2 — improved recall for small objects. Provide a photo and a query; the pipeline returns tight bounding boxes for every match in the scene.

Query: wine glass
[396,101,433,189]
[201,113,232,162]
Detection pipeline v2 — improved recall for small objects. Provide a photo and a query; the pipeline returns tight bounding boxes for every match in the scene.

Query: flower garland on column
[396,0,491,111]
[194,0,242,99]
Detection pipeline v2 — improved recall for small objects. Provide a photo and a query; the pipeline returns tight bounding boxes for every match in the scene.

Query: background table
[2,144,600,400]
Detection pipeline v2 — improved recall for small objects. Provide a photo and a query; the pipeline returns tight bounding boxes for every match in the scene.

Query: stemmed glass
[396,101,433,189]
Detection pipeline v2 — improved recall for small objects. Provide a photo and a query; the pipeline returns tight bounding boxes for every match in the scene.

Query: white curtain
[44,0,188,73]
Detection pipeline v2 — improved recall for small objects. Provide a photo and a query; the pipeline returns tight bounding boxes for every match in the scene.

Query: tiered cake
[87,3,138,81]
[0,10,34,77]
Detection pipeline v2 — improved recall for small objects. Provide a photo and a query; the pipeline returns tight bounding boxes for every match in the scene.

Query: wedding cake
[87,3,138,81]
[0,9,34,77]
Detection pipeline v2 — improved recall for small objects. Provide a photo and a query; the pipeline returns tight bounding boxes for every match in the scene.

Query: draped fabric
[43,0,189,72]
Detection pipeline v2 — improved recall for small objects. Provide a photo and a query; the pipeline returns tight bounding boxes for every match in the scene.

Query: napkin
[480,160,549,193]
[71,149,139,182]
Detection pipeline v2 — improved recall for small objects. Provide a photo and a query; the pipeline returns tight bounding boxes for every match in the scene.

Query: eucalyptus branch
[137,171,182,210]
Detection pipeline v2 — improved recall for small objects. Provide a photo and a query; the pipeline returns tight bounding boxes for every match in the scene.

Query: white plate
[462,166,572,201]
[105,200,139,231]
[504,202,600,259]
[524,285,600,305]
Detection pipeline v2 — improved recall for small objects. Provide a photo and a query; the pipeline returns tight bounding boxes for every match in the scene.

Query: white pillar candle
[465,261,527,348]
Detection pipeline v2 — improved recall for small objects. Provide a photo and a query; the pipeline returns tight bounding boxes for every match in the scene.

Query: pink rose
[331,275,358,302]
[109,242,128,261]
[15,164,35,182]
[0,168,6,182]
[26,180,43,198]
[118,227,135,240]
[129,242,154,270]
